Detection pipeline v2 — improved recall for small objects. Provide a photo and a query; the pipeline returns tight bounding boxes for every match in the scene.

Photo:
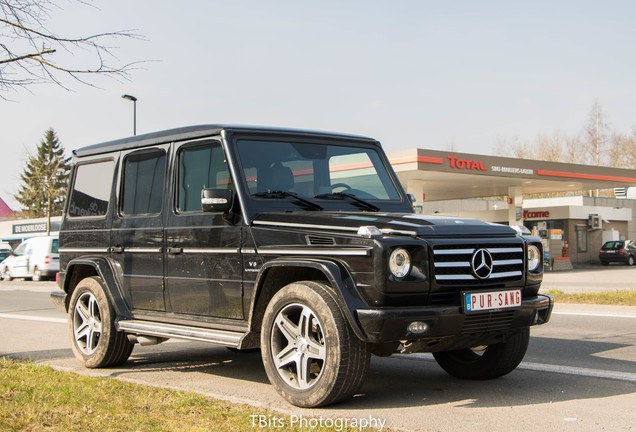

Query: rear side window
[121,150,167,216]
[51,238,59,253]
[68,160,114,217]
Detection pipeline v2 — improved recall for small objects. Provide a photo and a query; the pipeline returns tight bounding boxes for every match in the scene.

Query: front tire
[261,281,370,407]
[1,267,12,281]
[627,256,635,266]
[68,276,133,368]
[433,328,530,380]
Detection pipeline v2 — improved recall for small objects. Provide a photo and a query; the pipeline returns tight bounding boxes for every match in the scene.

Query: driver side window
[177,142,231,213]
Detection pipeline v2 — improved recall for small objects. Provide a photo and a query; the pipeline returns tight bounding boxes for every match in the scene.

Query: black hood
[253,212,517,238]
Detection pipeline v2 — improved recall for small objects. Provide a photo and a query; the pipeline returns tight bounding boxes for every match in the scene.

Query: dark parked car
[599,240,635,266]
[51,125,553,407]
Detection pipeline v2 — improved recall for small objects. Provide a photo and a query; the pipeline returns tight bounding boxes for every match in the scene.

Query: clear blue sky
[2,0,635,209]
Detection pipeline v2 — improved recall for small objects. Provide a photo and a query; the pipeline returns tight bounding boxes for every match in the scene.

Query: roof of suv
[74,125,378,157]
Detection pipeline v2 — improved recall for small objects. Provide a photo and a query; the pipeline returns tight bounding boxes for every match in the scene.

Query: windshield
[235,139,401,203]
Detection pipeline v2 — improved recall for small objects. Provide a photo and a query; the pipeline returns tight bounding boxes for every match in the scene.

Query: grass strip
[0,358,372,432]
[544,289,636,306]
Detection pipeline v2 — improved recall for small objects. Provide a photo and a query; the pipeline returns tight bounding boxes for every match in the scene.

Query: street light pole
[121,94,137,135]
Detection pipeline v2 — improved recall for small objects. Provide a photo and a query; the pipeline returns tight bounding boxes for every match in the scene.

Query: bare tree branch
[0,47,55,64]
[0,0,144,95]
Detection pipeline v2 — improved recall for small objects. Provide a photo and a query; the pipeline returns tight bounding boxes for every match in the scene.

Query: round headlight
[527,245,541,272]
[389,248,412,278]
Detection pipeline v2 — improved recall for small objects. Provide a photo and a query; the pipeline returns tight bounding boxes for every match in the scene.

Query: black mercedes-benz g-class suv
[52,125,553,407]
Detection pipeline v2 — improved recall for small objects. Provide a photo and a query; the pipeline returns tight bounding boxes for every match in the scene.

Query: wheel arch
[62,257,131,319]
[247,258,368,341]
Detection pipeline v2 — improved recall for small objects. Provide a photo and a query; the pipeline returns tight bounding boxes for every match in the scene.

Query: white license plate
[464,289,522,313]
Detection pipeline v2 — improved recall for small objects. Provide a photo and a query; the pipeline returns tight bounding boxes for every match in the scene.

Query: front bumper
[356,294,553,346]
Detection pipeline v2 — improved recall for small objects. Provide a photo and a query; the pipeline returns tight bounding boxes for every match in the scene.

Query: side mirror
[406,193,416,205]
[201,188,233,213]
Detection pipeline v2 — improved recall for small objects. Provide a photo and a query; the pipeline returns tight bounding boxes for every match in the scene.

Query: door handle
[111,246,124,254]
[166,247,183,255]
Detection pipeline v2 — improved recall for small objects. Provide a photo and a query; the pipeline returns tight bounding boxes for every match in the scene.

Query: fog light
[407,321,429,334]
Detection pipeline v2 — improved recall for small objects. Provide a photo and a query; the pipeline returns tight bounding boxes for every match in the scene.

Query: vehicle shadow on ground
[528,335,636,372]
[47,334,632,412]
[109,343,272,385]
[2,348,74,363]
[5,335,633,411]
[341,355,635,411]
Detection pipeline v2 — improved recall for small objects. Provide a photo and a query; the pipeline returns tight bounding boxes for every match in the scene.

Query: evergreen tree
[15,129,71,224]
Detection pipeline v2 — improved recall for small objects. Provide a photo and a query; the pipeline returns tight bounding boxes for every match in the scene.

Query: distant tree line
[493,101,636,170]
[492,102,635,198]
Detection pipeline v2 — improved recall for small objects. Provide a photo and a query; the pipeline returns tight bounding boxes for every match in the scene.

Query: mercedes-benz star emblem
[471,248,493,279]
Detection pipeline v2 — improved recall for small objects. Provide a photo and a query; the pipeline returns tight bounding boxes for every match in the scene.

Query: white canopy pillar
[406,179,426,206]
[508,186,523,227]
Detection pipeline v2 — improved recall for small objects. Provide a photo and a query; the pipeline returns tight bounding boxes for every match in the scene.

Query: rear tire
[68,276,133,368]
[433,328,530,380]
[32,267,41,282]
[261,281,370,407]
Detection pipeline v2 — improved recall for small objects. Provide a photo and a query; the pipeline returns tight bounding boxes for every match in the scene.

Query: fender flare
[249,258,369,341]
[63,256,132,319]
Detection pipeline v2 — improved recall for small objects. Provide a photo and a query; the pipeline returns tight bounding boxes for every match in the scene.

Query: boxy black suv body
[52,125,553,407]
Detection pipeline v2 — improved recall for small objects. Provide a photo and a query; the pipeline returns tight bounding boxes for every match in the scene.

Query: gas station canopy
[387,148,636,202]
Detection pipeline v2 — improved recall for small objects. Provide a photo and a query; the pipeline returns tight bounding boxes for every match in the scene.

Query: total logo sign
[447,155,487,171]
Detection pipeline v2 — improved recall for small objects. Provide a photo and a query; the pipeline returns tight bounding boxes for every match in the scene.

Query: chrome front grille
[433,244,524,285]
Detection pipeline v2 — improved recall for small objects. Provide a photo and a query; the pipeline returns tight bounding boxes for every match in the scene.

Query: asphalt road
[0,276,634,432]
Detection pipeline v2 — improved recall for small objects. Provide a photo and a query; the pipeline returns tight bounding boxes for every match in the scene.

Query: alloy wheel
[72,291,103,355]
[270,303,326,390]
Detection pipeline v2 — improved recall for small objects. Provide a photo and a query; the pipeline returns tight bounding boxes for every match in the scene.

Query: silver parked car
[1,236,59,281]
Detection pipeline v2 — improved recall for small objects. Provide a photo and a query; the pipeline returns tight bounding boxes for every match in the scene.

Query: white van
[1,236,59,281]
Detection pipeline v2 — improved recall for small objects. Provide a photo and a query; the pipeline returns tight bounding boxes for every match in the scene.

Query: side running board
[117,320,244,348]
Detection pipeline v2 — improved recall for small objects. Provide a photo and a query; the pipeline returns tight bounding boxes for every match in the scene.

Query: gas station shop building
[388,149,636,267]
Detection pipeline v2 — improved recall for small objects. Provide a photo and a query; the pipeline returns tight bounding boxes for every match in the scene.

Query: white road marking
[0,313,66,324]
[553,311,636,319]
[396,353,636,383]
[519,362,636,383]
[0,288,56,293]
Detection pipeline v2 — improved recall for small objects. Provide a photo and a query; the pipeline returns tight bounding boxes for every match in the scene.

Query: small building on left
[0,196,61,249]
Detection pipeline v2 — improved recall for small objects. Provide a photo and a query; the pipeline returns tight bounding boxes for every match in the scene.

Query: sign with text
[447,156,487,171]
[12,222,47,235]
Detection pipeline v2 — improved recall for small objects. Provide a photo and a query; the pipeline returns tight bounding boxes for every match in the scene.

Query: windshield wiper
[314,192,380,212]
[252,190,323,211]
